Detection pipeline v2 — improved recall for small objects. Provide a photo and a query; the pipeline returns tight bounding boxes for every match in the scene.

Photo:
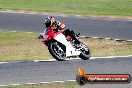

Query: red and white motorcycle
[38,27,91,61]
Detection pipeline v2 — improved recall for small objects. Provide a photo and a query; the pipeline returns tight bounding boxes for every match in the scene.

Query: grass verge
[0,82,78,88]
[0,30,132,62]
[0,0,132,16]
[0,31,51,62]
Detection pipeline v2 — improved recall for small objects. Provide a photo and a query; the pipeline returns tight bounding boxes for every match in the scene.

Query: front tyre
[48,42,66,61]
[79,43,91,60]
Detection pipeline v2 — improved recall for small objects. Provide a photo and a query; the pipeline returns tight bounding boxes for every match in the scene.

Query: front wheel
[48,41,66,61]
[79,43,91,60]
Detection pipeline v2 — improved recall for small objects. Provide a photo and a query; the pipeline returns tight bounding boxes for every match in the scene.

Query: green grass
[81,38,132,57]
[0,0,132,16]
[0,31,52,62]
[0,30,132,62]
[0,82,78,88]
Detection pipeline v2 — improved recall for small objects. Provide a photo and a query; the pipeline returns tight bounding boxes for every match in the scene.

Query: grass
[0,30,132,62]
[0,82,78,88]
[0,31,52,62]
[82,38,132,57]
[0,0,132,16]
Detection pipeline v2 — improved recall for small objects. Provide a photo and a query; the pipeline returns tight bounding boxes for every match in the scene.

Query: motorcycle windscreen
[54,33,80,57]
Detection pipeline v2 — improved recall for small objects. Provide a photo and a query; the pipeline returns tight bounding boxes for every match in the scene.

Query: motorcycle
[38,28,91,61]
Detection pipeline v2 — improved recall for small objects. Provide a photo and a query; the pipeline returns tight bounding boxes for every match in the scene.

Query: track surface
[0,57,132,88]
[0,12,132,40]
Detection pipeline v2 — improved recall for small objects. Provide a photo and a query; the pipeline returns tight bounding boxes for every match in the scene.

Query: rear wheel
[48,41,66,61]
[79,43,91,60]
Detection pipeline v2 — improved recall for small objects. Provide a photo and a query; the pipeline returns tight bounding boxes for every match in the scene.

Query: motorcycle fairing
[54,33,81,57]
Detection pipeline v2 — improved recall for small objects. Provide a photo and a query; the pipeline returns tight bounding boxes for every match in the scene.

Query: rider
[38,16,64,39]
[38,16,79,42]
[44,16,77,38]
[44,16,65,35]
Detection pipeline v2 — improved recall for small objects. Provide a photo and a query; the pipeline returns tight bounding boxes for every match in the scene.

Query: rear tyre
[48,41,66,61]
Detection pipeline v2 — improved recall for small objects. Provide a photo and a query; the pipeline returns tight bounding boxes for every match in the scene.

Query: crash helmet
[45,16,55,28]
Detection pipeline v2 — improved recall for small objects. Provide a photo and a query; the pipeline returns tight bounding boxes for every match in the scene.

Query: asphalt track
[0,57,132,88]
[0,11,132,40]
